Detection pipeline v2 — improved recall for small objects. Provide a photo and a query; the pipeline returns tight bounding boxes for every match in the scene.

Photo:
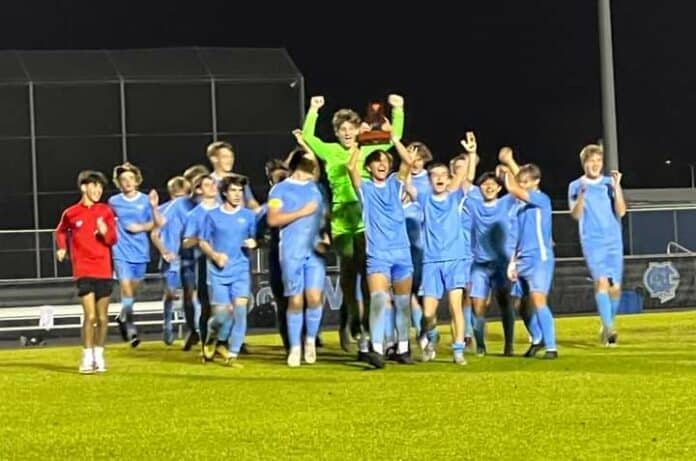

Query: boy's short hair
[427,162,450,175]
[364,149,393,170]
[579,144,603,165]
[287,149,316,174]
[183,164,210,183]
[77,170,108,189]
[408,141,433,163]
[332,109,361,132]
[206,141,234,159]
[167,176,191,195]
[191,173,214,191]
[219,174,248,196]
[112,162,143,188]
[518,163,542,181]
[476,171,502,187]
[265,158,289,180]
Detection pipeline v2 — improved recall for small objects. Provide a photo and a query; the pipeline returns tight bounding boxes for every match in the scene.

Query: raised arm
[266,197,319,228]
[392,133,414,181]
[292,129,321,181]
[449,132,478,191]
[500,166,530,202]
[347,144,363,192]
[498,147,520,176]
[301,96,332,159]
[611,170,627,218]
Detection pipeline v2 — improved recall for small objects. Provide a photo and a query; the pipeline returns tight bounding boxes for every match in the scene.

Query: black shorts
[76,278,113,299]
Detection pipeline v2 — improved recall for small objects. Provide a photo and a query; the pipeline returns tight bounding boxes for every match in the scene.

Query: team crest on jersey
[643,262,680,303]
[75,220,83,228]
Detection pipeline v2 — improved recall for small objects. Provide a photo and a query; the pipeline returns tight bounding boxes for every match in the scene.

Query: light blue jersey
[403,201,424,250]
[410,170,432,199]
[515,190,554,263]
[158,197,193,258]
[467,191,516,263]
[109,192,153,263]
[418,189,468,263]
[359,173,410,259]
[184,202,219,259]
[458,186,482,260]
[200,206,256,283]
[268,178,324,259]
[568,176,622,248]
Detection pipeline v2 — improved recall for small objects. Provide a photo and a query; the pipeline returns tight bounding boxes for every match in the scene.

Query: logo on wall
[643,262,680,303]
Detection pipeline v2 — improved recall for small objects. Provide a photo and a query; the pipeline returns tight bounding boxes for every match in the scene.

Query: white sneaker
[79,357,95,374]
[304,339,317,364]
[94,356,107,373]
[287,346,301,367]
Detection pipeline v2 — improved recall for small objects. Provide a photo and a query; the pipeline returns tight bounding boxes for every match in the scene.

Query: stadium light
[665,159,695,189]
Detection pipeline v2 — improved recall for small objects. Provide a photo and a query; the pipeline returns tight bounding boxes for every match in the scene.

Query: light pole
[665,160,695,189]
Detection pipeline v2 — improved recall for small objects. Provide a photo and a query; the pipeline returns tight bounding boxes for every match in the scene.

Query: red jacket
[55,201,118,279]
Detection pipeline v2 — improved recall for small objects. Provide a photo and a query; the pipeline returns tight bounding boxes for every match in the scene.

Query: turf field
[1,310,696,460]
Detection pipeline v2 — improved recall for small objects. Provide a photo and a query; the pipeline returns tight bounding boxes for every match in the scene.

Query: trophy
[357,100,392,145]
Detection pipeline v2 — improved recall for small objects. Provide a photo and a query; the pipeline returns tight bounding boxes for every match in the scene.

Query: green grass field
[2,310,696,460]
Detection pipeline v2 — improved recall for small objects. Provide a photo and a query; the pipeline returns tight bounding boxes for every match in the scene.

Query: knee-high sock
[163,297,174,336]
[411,302,423,338]
[536,305,556,350]
[304,305,323,341]
[501,303,515,347]
[206,309,227,342]
[473,314,486,350]
[595,292,614,330]
[528,311,543,345]
[121,297,136,337]
[287,310,303,349]
[393,294,411,353]
[610,296,621,322]
[384,305,395,346]
[463,303,473,338]
[228,304,247,354]
[369,292,389,355]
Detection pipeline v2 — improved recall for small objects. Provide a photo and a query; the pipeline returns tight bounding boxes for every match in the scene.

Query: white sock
[94,346,104,359]
[83,348,94,361]
[373,343,384,355]
[305,337,315,345]
[358,336,369,353]
[397,340,409,354]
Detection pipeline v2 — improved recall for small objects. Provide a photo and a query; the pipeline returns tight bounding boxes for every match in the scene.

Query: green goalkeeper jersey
[302,107,404,237]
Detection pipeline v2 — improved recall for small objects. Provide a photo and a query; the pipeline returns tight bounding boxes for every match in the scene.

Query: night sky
[1,0,694,198]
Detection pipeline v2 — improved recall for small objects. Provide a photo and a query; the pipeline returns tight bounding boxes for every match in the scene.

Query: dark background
[1,0,694,210]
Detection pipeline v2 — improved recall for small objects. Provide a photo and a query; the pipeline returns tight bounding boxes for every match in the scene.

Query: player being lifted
[302,94,405,352]
[55,171,117,373]
[499,162,558,359]
[569,144,626,346]
[416,133,478,365]
[347,126,414,368]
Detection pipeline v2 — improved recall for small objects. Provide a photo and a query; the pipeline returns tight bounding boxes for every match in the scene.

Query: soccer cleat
[339,326,352,352]
[315,335,324,348]
[240,343,251,355]
[364,351,385,369]
[385,345,398,362]
[418,334,429,353]
[607,331,618,347]
[79,358,95,375]
[304,339,317,364]
[453,351,467,366]
[215,343,230,361]
[476,346,486,357]
[182,331,200,351]
[115,315,128,342]
[163,330,174,346]
[422,343,436,362]
[524,342,544,358]
[287,346,301,367]
[542,350,558,360]
[129,335,141,348]
[393,351,415,365]
[94,356,107,373]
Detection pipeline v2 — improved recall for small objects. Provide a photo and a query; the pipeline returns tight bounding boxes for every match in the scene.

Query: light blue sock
[463,303,473,337]
[411,303,423,338]
[426,327,440,345]
[393,294,411,344]
[384,306,395,345]
[473,315,486,350]
[595,292,614,329]
[228,305,247,354]
[528,311,543,345]
[304,305,323,340]
[163,297,174,339]
[610,296,621,322]
[536,306,556,350]
[121,296,136,337]
[369,291,389,353]
[287,311,303,348]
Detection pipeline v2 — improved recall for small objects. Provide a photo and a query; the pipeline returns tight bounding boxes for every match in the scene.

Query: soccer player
[182,174,219,353]
[198,175,257,364]
[417,133,478,365]
[402,185,425,340]
[109,162,163,348]
[347,131,414,368]
[150,176,193,345]
[500,164,558,359]
[302,94,405,352]
[467,168,517,357]
[206,141,260,210]
[55,171,117,373]
[267,150,326,367]
[569,144,626,346]
[409,142,434,197]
